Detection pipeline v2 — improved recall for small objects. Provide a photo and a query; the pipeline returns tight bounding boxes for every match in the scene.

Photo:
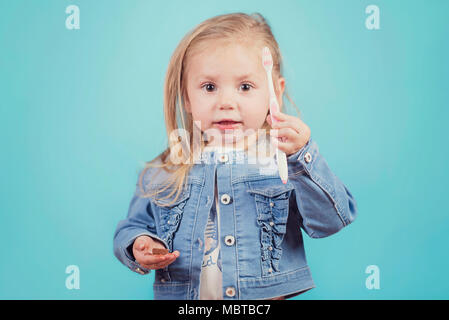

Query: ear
[276,77,286,109]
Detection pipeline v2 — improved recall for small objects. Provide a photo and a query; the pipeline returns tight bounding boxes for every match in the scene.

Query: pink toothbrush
[262,46,288,184]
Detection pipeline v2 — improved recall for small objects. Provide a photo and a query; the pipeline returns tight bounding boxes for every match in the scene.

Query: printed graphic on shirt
[201,204,222,271]
[199,192,223,300]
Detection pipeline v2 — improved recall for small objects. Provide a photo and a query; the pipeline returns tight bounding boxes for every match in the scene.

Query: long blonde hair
[138,12,301,206]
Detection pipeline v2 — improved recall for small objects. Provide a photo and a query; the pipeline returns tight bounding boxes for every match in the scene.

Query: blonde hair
[138,12,301,206]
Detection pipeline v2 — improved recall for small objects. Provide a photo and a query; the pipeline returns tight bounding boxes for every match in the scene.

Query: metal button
[268,268,273,273]
[269,221,275,227]
[219,154,229,163]
[224,235,235,246]
[225,287,236,297]
[269,202,274,207]
[160,278,166,283]
[221,194,231,205]
[304,152,312,163]
[135,267,145,275]
[268,246,273,251]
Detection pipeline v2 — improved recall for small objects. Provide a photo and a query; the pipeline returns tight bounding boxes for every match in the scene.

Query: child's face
[184,41,285,147]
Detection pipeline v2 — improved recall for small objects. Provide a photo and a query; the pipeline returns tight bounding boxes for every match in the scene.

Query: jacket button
[304,152,312,163]
[135,267,145,275]
[218,154,229,163]
[269,221,275,227]
[224,235,235,246]
[225,287,236,297]
[269,202,274,207]
[221,194,231,205]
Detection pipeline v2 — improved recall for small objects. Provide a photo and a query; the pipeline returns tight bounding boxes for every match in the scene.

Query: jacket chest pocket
[247,181,295,277]
[155,183,192,253]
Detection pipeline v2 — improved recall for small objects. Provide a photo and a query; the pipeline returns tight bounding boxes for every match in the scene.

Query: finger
[267,113,284,126]
[272,110,298,121]
[266,113,272,124]
[269,116,301,134]
[139,261,166,270]
[272,121,301,135]
[138,241,147,251]
[267,114,301,135]
[153,256,178,269]
[135,236,150,250]
[269,110,292,123]
[140,261,168,270]
[270,135,297,155]
[270,128,300,142]
[153,251,180,267]
[133,242,146,258]
[141,254,179,270]
[137,253,172,265]
[156,251,179,262]
[172,250,180,258]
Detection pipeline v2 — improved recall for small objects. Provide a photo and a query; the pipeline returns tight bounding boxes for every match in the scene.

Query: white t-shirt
[198,141,281,300]
[199,176,223,300]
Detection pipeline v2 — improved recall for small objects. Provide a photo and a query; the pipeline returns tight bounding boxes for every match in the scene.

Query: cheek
[186,88,207,114]
[243,99,269,126]
[191,106,212,129]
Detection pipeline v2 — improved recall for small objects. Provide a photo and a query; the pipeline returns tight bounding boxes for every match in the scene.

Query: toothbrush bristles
[262,47,273,69]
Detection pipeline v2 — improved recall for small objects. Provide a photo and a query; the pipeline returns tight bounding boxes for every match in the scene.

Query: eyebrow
[197,73,258,81]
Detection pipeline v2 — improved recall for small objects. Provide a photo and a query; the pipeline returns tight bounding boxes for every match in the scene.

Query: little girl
[113,12,357,300]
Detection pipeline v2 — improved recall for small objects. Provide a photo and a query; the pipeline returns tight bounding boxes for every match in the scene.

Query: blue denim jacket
[113,138,357,299]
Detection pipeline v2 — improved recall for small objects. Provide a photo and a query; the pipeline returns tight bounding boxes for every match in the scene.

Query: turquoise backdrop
[1,0,448,299]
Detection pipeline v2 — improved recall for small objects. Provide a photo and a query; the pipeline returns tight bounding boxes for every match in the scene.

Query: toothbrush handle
[277,148,288,183]
[269,99,288,183]
[270,98,283,142]
[269,98,280,125]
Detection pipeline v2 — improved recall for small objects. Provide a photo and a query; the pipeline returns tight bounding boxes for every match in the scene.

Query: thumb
[135,236,149,251]
[266,114,274,127]
[266,114,271,124]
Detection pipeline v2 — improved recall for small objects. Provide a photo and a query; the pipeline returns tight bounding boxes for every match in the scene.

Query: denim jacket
[113,138,357,299]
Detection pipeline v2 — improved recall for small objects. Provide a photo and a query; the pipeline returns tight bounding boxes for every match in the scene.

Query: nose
[218,87,237,109]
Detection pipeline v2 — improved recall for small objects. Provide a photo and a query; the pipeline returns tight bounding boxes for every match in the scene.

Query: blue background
[1,0,448,299]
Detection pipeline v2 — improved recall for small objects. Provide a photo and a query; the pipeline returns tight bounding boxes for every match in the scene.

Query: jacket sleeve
[286,138,358,238]
[113,171,168,275]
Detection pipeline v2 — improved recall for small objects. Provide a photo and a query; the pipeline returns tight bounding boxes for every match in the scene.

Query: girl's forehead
[186,42,264,78]
[192,41,260,60]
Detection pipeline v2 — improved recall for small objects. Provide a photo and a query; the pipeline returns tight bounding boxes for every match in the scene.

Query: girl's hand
[267,111,311,156]
[132,235,180,270]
